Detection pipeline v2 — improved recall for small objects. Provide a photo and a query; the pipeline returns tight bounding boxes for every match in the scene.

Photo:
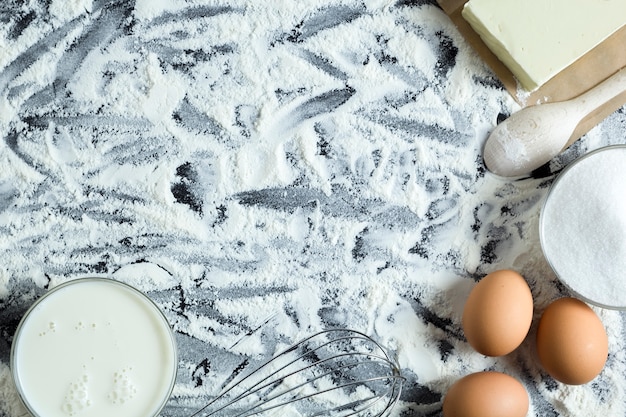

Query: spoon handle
[566,67,626,146]
[571,67,626,115]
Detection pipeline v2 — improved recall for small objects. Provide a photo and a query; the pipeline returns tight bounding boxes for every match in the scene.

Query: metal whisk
[190,329,405,417]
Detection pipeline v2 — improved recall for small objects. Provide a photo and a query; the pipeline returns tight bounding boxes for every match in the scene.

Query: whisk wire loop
[190,329,404,417]
[230,363,404,417]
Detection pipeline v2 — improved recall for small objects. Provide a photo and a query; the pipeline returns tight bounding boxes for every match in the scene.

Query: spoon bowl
[484,67,626,177]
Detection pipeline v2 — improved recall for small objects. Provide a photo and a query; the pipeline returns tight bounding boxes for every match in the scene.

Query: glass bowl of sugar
[540,145,626,310]
[10,278,178,417]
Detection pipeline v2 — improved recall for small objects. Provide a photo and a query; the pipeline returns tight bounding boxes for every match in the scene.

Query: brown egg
[536,297,608,385]
[462,269,533,356]
[442,371,529,417]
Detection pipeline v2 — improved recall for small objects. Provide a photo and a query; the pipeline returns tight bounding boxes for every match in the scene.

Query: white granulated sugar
[1,1,625,416]
[541,147,626,308]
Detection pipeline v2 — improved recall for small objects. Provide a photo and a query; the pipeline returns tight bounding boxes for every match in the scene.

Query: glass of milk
[10,278,178,417]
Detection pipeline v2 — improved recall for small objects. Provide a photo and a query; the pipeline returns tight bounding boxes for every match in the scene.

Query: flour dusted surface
[1,1,626,416]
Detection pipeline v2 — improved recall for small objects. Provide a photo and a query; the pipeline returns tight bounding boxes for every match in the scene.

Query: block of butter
[462,0,626,91]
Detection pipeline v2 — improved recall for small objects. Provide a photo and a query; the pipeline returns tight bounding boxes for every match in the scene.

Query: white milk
[11,278,177,417]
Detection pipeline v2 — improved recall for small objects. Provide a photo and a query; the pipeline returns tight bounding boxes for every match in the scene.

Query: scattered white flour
[49,0,93,22]
[541,146,626,308]
[0,1,625,417]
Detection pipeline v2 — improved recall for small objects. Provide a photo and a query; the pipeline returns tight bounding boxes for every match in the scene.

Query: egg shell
[462,269,533,356]
[442,371,529,417]
[536,297,608,385]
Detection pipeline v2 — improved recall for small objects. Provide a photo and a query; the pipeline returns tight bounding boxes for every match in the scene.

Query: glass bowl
[10,277,177,417]
[540,144,626,310]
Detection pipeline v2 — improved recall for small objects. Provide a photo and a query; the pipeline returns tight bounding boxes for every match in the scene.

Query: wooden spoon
[484,67,626,177]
